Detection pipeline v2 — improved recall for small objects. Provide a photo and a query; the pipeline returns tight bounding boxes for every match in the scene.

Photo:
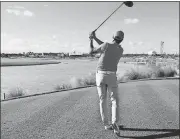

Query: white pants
[96,70,119,126]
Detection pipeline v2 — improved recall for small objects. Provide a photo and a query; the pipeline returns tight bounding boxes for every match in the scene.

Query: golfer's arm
[91,48,101,54]
[89,40,94,54]
[89,40,101,54]
[94,36,104,45]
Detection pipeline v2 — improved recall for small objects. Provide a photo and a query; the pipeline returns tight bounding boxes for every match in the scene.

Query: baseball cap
[113,31,124,41]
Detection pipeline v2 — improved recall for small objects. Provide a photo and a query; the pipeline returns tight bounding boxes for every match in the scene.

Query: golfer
[89,30,124,135]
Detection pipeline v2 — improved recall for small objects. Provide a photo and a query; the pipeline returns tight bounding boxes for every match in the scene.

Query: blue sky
[1,1,179,54]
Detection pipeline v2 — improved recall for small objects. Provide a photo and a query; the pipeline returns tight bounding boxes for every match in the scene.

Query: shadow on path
[117,125,180,139]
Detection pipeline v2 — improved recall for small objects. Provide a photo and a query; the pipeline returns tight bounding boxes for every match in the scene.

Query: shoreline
[1,58,61,67]
[0,58,98,67]
[1,62,61,67]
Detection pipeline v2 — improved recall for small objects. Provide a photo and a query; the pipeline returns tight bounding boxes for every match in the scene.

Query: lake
[1,59,134,100]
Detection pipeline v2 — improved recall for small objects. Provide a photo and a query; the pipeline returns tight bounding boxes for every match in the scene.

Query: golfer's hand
[89,33,93,40]
[89,31,96,40]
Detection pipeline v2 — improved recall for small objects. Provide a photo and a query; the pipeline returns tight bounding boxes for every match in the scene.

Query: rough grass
[54,64,178,91]
[54,72,96,91]
[6,87,26,99]
[123,65,153,80]
[155,65,177,77]
[4,64,178,99]
[54,83,72,91]
[124,65,178,80]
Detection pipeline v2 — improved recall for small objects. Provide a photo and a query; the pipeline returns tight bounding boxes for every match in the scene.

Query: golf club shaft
[94,2,124,32]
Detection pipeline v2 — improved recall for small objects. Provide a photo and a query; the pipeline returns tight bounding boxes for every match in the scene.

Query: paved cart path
[1,79,179,139]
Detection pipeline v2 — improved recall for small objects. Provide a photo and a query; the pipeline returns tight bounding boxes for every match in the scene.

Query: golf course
[1,1,179,139]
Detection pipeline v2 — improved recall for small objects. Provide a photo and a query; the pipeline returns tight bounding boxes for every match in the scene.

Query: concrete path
[1,79,179,139]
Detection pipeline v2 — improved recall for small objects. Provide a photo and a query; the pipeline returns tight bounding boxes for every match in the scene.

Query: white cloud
[8,5,25,9]
[124,19,131,24]
[132,19,139,23]
[6,9,21,16]
[124,18,139,24]
[6,6,34,17]
[23,10,34,17]
[129,41,144,46]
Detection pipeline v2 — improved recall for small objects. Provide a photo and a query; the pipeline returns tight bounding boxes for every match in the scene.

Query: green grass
[6,87,26,99]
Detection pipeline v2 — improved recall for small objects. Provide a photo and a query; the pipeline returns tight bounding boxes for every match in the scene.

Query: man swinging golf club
[89,30,124,135]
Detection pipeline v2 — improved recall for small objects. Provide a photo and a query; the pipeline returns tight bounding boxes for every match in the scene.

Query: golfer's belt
[97,70,116,74]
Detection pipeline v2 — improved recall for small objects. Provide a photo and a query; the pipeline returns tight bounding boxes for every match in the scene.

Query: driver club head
[123,1,133,7]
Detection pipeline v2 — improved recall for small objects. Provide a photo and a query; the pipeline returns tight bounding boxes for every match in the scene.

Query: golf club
[94,1,133,32]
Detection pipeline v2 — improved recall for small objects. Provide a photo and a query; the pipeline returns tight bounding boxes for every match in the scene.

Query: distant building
[57,53,65,58]
[148,50,157,56]
[34,53,44,57]
[69,54,82,57]
[26,52,35,57]
[69,51,82,57]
